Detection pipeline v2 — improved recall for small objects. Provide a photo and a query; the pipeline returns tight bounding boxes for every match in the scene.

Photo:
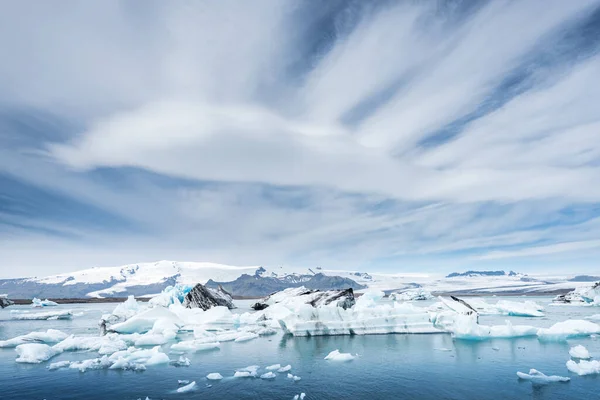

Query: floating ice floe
[292,393,306,400]
[234,365,259,378]
[287,373,301,381]
[11,310,73,320]
[260,371,277,379]
[47,360,71,370]
[176,381,198,393]
[569,345,591,359]
[440,314,538,341]
[15,343,60,363]
[0,329,68,348]
[278,364,292,372]
[324,349,356,362]
[206,372,223,380]
[516,369,570,384]
[566,359,600,375]
[178,380,190,385]
[170,356,191,367]
[170,340,220,353]
[265,364,281,371]
[32,298,59,307]
[389,288,433,301]
[537,320,600,340]
[53,333,130,355]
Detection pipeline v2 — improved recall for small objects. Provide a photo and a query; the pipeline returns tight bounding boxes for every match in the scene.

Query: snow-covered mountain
[0,261,592,299]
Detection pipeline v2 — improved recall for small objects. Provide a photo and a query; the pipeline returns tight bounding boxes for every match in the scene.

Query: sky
[1,0,600,278]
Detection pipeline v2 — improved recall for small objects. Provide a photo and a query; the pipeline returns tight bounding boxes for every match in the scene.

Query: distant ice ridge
[516,369,570,384]
[10,310,73,320]
[31,298,58,307]
[389,288,433,301]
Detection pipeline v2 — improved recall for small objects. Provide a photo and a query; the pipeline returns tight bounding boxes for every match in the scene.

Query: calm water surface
[1,297,599,400]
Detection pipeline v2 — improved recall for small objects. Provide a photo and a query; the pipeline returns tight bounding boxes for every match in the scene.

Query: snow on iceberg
[516,369,570,384]
[31,298,58,307]
[566,359,600,375]
[206,372,223,380]
[0,329,68,348]
[324,349,356,362]
[537,320,600,340]
[15,343,60,363]
[11,310,73,320]
[569,345,591,359]
[176,381,198,393]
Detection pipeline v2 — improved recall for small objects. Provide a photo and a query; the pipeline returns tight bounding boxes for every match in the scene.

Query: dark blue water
[1,298,599,400]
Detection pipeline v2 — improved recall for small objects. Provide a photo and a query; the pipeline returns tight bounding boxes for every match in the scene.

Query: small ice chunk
[566,359,600,376]
[178,380,190,385]
[47,360,71,370]
[206,373,223,380]
[569,345,591,359]
[235,365,259,378]
[278,364,292,372]
[170,356,191,367]
[492,347,500,351]
[292,394,306,400]
[176,381,197,393]
[260,371,277,379]
[434,348,452,352]
[15,343,60,363]
[324,349,356,362]
[265,364,281,371]
[287,373,301,381]
[516,369,570,384]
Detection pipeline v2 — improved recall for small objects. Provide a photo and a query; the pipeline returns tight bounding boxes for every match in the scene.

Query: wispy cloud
[1,1,600,276]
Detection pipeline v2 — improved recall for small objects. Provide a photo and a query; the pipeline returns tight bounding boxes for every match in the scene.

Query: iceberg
[444,314,538,340]
[554,282,600,305]
[32,298,59,307]
[324,349,356,362]
[390,288,433,301]
[0,329,68,348]
[70,356,113,372]
[494,300,544,317]
[183,283,235,311]
[176,381,198,393]
[516,369,570,384]
[15,343,60,363]
[0,294,14,308]
[260,371,277,379]
[53,333,129,355]
[537,320,600,340]
[252,287,356,311]
[11,310,73,320]
[109,307,183,334]
[569,345,591,359]
[206,372,223,380]
[566,359,600,375]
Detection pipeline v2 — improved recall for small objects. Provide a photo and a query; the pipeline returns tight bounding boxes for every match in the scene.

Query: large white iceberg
[0,329,68,348]
[109,307,183,334]
[566,359,600,375]
[516,369,570,384]
[537,320,600,340]
[443,314,538,340]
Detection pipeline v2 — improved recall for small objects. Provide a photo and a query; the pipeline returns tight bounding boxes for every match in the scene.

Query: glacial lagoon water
[1,297,599,400]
